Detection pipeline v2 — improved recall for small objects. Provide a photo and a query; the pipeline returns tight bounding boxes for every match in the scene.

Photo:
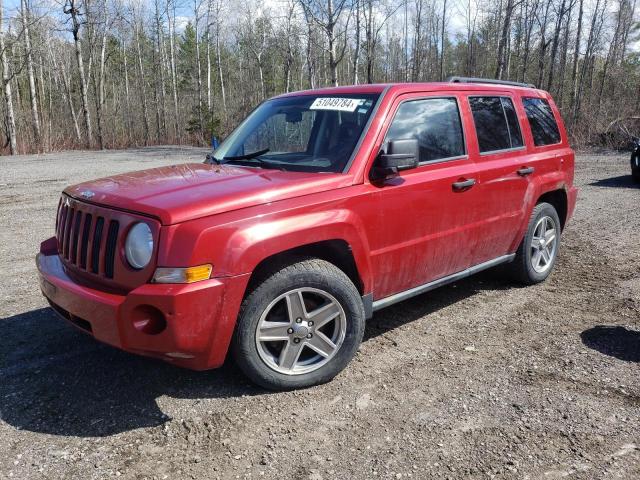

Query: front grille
[57,200,120,278]
[54,194,159,290]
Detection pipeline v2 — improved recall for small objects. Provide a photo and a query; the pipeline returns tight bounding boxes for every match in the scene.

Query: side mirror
[370,139,420,182]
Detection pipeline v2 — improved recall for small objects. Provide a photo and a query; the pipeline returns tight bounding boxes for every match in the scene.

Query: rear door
[464,93,532,264]
[363,91,483,299]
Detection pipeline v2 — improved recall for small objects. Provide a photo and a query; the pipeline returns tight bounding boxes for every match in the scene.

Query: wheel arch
[536,188,568,230]
[511,181,569,253]
[246,239,365,296]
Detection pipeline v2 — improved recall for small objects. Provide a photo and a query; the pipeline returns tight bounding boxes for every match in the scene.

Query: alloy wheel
[255,287,347,375]
[530,215,558,273]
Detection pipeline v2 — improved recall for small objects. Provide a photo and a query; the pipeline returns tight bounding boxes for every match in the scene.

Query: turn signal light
[152,264,213,284]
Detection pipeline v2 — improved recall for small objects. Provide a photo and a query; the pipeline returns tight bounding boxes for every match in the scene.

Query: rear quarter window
[522,97,561,146]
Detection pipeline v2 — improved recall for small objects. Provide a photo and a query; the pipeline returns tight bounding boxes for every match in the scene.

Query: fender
[510,170,568,252]
[158,206,374,294]
[219,208,373,292]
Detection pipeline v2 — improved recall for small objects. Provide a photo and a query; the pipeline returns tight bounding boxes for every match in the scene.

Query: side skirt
[364,254,515,316]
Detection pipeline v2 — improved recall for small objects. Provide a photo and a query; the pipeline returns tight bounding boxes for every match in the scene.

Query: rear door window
[522,97,561,146]
[469,96,523,153]
[385,97,465,163]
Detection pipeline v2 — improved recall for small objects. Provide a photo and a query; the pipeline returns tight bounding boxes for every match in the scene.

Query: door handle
[517,166,535,176]
[452,178,476,191]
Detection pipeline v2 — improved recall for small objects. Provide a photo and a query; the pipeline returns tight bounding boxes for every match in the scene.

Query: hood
[64,163,352,225]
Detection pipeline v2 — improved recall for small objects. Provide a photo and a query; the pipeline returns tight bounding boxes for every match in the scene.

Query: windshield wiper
[221,148,270,164]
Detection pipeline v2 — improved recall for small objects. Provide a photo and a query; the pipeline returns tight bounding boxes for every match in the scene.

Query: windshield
[211,94,380,173]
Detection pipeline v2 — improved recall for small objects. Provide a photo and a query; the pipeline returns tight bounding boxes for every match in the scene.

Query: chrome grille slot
[63,208,75,259]
[70,211,82,264]
[79,213,92,269]
[91,217,105,274]
[104,220,119,278]
[56,203,68,254]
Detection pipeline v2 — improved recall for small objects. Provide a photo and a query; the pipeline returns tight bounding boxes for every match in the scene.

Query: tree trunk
[303,6,315,88]
[352,0,361,84]
[135,23,150,145]
[556,5,572,107]
[21,0,41,149]
[366,0,374,83]
[123,41,132,143]
[546,0,567,92]
[155,0,167,139]
[412,0,424,81]
[440,0,447,81]
[569,0,583,121]
[327,0,338,86]
[0,0,17,154]
[194,0,204,137]
[574,0,601,125]
[495,0,514,79]
[51,45,82,144]
[66,0,93,147]
[167,0,180,141]
[214,0,226,116]
[206,0,212,110]
[92,3,108,149]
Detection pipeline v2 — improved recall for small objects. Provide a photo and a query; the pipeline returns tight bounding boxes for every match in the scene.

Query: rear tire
[231,258,365,391]
[508,202,561,285]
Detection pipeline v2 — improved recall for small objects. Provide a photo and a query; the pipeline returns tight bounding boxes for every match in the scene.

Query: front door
[364,92,483,300]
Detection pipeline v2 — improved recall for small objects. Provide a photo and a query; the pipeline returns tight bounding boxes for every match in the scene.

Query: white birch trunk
[21,0,41,148]
[0,0,17,154]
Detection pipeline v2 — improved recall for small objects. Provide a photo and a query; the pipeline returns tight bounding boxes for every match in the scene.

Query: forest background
[0,0,637,155]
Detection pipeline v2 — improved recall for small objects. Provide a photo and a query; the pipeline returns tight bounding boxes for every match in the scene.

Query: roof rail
[447,76,536,89]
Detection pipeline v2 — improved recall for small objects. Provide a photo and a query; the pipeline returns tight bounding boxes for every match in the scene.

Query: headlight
[125,222,154,269]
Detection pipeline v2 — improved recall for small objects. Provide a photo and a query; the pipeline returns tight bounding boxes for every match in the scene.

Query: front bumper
[36,239,250,370]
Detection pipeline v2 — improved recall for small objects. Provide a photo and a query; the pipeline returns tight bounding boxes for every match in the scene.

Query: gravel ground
[0,146,638,480]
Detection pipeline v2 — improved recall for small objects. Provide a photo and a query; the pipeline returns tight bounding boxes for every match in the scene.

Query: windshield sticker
[310,98,362,112]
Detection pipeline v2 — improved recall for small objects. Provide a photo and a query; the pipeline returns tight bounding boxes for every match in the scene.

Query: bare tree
[133,14,150,145]
[212,0,227,116]
[0,0,637,155]
[299,0,352,86]
[495,0,521,79]
[87,0,110,149]
[20,0,41,149]
[193,0,204,134]
[0,0,16,154]
[439,0,447,80]
[64,0,92,147]
[167,0,180,140]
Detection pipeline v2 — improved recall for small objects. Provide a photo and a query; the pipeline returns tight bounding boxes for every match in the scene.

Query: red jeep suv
[37,78,577,390]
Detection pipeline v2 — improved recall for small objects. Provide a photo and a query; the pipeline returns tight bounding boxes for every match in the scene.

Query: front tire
[508,202,561,285]
[231,258,365,390]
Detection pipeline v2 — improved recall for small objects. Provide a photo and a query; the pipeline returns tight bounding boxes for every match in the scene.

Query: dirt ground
[0,146,638,480]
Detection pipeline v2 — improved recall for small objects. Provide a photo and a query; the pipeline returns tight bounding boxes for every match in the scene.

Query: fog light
[152,264,212,284]
[131,305,167,335]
